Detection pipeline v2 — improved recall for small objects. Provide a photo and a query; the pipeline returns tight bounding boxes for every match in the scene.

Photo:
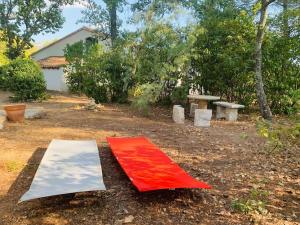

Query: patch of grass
[256,117,300,153]
[250,188,269,199]
[240,132,248,140]
[231,188,269,215]
[259,177,269,185]
[231,199,267,214]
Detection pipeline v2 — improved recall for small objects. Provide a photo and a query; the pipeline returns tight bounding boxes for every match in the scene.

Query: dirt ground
[0,91,299,225]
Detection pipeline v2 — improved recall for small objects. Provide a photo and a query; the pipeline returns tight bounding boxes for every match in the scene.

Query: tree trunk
[254,0,273,120]
[109,2,117,46]
[282,0,289,37]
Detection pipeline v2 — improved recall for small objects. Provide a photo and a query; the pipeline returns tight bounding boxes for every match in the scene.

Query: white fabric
[20,140,106,202]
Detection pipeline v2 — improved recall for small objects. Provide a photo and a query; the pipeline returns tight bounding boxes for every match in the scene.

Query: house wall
[32,29,105,60]
[32,28,110,92]
[43,68,68,92]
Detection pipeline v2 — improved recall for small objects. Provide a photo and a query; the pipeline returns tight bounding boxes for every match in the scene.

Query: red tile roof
[37,56,68,69]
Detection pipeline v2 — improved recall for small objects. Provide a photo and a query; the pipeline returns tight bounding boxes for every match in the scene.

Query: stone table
[187,94,220,109]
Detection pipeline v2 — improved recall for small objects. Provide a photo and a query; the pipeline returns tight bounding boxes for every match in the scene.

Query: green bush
[3,58,46,101]
[0,66,7,90]
[190,7,256,107]
[132,83,162,115]
[64,2,299,116]
[170,86,189,105]
[263,34,300,115]
[231,188,269,214]
[64,41,87,94]
[256,114,300,153]
[64,41,132,103]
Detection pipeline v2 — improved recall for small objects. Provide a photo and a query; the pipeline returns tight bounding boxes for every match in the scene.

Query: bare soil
[0,91,299,225]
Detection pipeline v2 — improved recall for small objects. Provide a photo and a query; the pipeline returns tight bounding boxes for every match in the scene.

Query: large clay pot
[4,104,26,122]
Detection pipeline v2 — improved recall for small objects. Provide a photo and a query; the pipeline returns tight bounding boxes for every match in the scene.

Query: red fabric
[107,136,211,192]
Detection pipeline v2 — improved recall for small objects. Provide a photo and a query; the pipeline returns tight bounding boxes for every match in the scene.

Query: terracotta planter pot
[4,104,26,122]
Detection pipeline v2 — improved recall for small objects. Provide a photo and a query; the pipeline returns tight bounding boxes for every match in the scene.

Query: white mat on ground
[20,139,106,202]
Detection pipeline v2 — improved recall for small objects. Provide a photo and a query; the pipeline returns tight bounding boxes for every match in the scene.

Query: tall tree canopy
[80,0,126,45]
[0,0,74,59]
[68,0,299,115]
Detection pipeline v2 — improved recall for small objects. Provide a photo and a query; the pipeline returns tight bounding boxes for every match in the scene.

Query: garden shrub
[133,22,191,103]
[82,71,109,103]
[170,85,189,105]
[2,58,46,101]
[64,41,87,94]
[263,34,300,115]
[256,114,300,153]
[190,7,256,107]
[64,41,132,103]
[0,66,7,90]
[64,2,299,116]
[132,83,162,115]
[231,188,269,214]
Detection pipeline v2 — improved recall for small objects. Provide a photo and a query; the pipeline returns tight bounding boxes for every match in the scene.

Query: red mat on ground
[107,136,211,192]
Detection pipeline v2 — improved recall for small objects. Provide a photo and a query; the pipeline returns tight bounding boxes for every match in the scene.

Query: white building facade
[31,27,106,92]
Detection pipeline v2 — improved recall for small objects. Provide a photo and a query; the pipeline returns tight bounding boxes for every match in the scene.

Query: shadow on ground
[0,145,214,225]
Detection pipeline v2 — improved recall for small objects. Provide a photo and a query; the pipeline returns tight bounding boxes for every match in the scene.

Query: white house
[31,27,106,92]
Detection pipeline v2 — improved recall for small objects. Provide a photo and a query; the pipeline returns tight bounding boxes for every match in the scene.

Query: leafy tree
[0,31,9,65]
[80,0,126,45]
[64,41,88,94]
[274,0,300,37]
[70,0,299,116]
[262,0,300,114]
[133,22,191,104]
[131,0,181,19]
[1,58,46,101]
[0,0,74,59]
[0,41,9,66]
[132,83,162,115]
[246,0,299,115]
[64,40,132,103]
[189,0,257,106]
[254,0,276,120]
[186,0,299,116]
[129,0,193,107]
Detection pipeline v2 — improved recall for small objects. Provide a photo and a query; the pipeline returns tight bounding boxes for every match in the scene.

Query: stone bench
[172,105,185,124]
[213,101,244,121]
[25,107,46,119]
[0,107,46,120]
[189,103,198,117]
[194,109,212,127]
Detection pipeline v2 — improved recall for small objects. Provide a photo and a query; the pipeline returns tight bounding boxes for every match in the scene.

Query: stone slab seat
[189,103,198,118]
[172,105,185,124]
[187,95,220,101]
[213,101,245,121]
[0,107,46,119]
[194,109,212,127]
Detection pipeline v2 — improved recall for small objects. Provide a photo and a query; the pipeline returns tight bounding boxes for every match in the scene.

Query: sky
[32,2,193,45]
[32,1,279,45]
[33,2,136,45]
[33,6,97,44]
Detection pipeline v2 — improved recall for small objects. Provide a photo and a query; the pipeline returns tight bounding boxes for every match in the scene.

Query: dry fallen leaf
[123,215,134,223]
